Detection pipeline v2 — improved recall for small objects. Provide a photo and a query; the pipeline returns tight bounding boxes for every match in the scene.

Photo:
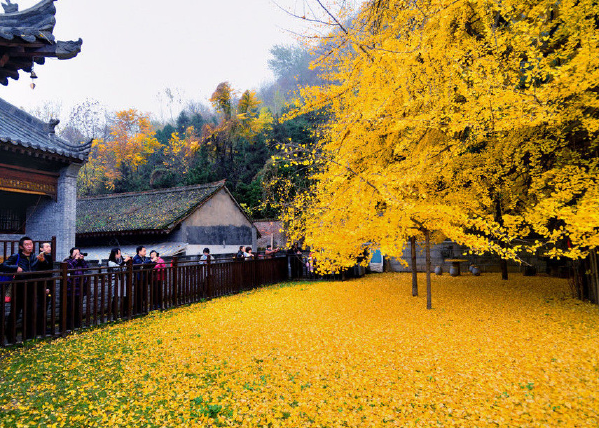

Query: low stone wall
[254,220,287,250]
[384,240,549,274]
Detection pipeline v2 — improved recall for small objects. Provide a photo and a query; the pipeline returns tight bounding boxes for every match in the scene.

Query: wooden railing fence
[1,256,289,347]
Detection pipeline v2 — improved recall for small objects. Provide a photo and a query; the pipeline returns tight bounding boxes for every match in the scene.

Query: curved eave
[0,38,82,86]
[0,0,57,35]
[0,0,82,86]
[0,136,91,162]
[0,28,54,43]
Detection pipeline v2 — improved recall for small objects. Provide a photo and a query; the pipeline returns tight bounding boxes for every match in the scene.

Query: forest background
[28,43,322,220]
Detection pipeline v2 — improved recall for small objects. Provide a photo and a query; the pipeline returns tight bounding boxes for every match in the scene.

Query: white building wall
[176,189,257,254]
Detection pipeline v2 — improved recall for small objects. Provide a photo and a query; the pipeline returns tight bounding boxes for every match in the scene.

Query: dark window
[0,191,37,234]
[0,207,24,233]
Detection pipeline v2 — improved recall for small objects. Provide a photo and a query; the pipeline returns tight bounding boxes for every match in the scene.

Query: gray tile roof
[0,0,55,42]
[77,182,228,236]
[0,0,82,85]
[0,96,92,160]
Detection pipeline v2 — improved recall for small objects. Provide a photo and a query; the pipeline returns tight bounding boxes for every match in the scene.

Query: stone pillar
[26,163,83,261]
[252,225,258,253]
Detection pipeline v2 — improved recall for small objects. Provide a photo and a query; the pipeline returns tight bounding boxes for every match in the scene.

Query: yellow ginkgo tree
[162,126,199,175]
[281,0,599,294]
[201,83,273,179]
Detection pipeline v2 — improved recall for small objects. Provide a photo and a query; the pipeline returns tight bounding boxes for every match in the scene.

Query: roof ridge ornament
[2,0,18,13]
[46,118,59,134]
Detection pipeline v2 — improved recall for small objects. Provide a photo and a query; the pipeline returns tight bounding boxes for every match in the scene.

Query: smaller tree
[78,110,161,193]
[162,126,199,178]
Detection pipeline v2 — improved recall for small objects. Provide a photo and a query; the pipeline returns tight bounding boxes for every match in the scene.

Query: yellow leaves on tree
[163,126,199,174]
[79,110,160,193]
[238,90,261,118]
[282,0,599,269]
[238,90,273,135]
[210,81,234,120]
[201,83,274,178]
[209,84,272,138]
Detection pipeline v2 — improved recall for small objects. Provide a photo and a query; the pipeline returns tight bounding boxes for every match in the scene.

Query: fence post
[51,236,57,264]
[284,256,289,281]
[253,256,257,289]
[172,257,178,307]
[234,258,241,293]
[206,255,212,299]
[60,262,68,337]
[0,282,5,345]
[126,259,133,320]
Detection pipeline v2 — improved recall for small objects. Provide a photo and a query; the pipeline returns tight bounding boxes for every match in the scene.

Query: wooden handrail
[1,256,290,347]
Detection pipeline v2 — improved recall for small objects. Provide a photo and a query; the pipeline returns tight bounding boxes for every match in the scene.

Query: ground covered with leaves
[1,273,598,427]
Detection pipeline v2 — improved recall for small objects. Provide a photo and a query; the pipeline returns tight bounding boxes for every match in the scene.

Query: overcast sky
[1,0,337,121]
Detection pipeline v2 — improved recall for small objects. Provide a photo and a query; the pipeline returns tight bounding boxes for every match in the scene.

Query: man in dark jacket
[65,247,89,330]
[235,246,245,261]
[132,246,151,265]
[132,246,153,313]
[1,236,38,274]
[287,243,304,279]
[34,242,53,335]
[0,236,39,342]
[35,242,53,271]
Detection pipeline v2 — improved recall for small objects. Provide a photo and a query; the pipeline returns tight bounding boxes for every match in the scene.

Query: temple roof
[0,96,91,160]
[0,0,82,86]
[77,182,236,237]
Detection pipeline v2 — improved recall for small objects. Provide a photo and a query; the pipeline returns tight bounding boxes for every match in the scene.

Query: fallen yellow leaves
[0,273,598,426]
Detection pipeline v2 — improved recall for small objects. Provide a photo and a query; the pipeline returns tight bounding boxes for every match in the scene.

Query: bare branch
[314,0,350,33]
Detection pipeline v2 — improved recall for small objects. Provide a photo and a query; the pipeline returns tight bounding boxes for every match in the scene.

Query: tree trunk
[495,197,509,280]
[500,259,508,280]
[425,229,432,310]
[411,236,418,297]
[589,249,599,304]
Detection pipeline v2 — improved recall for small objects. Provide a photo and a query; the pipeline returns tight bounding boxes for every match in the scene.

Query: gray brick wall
[26,163,82,261]
[0,234,20,241]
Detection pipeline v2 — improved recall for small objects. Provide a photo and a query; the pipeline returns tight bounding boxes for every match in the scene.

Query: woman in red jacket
[150,250,166,310]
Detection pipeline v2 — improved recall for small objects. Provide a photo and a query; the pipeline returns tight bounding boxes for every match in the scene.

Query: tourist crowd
[0,236,305,344]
